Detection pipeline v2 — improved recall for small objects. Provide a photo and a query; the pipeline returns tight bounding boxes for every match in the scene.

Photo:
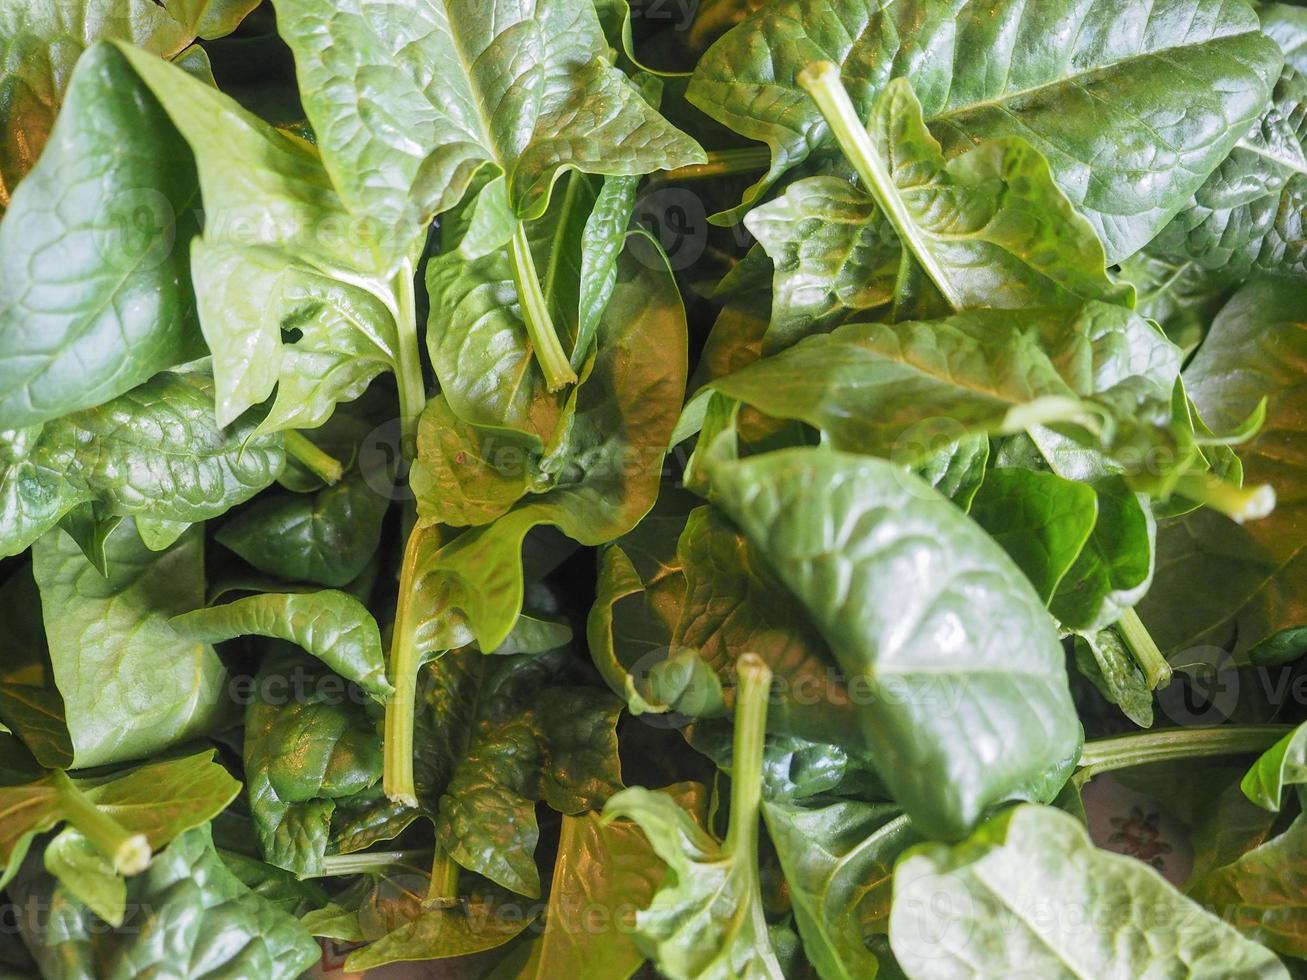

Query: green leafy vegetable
[891,803,1288,978]
[706,448,1081,839]
[32,521,229,768]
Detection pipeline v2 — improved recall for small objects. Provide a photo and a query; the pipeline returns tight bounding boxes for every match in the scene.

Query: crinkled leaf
[746,78,1128,345]
[0,42,203,426]
[11,824,319,980]
[243,650,383,875]
[688,0,1280,261]
[1,372,284,558]
[707,449,1081,840]
[890,803,1287,978]
[705,303,1182,473]
[1187,812,1307,958]
[215,469,389,588]
[1149,65,1307,283]
[272,0,703,259]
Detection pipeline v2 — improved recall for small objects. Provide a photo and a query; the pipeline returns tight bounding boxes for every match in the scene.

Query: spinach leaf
[38,750,241,926]
[1241,721,1307,811]
[0,0,256,213]
[386,248,685,803]
[604,655,785,979]
[104,41,420,436]
[1,371,284,558]
[1187,813,1307,957]
[215,469,389,588]
[1139,277,1307,658]
[706,448,1081,839]
[410,648,622,898]
[688,0,1281,261]
[171,591,392,700]
[505,785,709,979]
[273,0,702,390]
[968,468,1099,604]
[746,73,1128,345]
[1073,629,1155,728]
[32,521,230,769]
[11,824,319,980]
[763,800,918,980]
[0,42,203,427]
[891,803,1288,978]
[704,303,1183,477]
[243,650,383,876]
[1148,64,1307,283]
[272,0,703,261]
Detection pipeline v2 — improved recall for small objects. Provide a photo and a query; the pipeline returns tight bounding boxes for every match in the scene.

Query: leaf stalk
[508,221,577,393]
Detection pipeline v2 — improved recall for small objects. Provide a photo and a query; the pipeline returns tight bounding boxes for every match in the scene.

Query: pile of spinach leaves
[3,0,1307,976]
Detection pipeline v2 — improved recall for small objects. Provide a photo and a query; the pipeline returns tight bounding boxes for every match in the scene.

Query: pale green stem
[51,771,151,875]
[655,147,772,183]
[392,259,426,459]
[1116,609,1172,690]
[725,654,772,856]
[797,61,963,311]
[283,431,343,485]
[308,850,432,878]
[382,522,428,806]
[1172,473,1275,524]
[425,848,461,908]
[508,221,577,392]
[1076,725,1290,783]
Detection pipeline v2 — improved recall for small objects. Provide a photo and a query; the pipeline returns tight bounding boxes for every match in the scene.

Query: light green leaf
[688,0,1281,261]
[0,42,204,426]
[272,0,703,256]
[1241,722,1307,811]
[0,1,198,212]
[603,657,784,980]
[2,749,239,896]
[746,76,1129,342]
[104,41,410,431]
[891,803,1288,978]
[1187,812,1307,958]
[412,247,687,652]
[32,521,229,769]
[707,449,1081,840]
[706,303,1181,473]
[763,801,917,980]
[43,830,125,927]
[161,0,262,39]
[504,784,709,980]
[1,371,284,558]
[170,591,392,700]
